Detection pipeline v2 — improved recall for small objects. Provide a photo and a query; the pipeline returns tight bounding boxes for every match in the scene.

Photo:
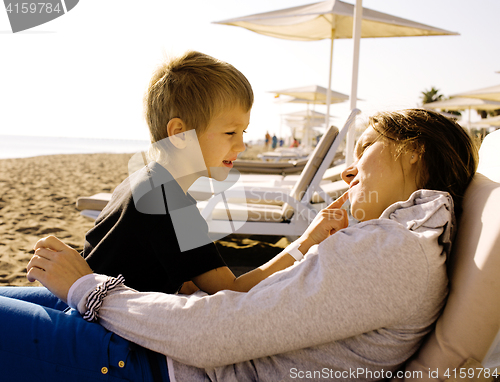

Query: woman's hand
[297,192,349,250]
[27,236,93,303]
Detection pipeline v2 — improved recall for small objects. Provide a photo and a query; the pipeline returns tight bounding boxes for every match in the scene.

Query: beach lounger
[197,109,360,238]
[232,157,308,174]
[257,147,311,162]
[393,129,500,381]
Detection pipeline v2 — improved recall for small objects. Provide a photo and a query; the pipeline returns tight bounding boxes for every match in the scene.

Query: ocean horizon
[0,135,150,159]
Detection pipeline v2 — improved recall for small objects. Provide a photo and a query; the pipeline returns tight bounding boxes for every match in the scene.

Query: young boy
[83,51,348,295]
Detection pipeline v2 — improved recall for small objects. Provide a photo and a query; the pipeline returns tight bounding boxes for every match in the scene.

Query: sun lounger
[233,157,308,174]
[257,147,311,162]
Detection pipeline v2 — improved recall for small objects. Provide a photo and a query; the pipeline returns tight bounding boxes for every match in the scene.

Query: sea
[0,135,151,160]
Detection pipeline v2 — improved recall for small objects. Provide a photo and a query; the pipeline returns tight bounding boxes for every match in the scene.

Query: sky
[1,0,499,143]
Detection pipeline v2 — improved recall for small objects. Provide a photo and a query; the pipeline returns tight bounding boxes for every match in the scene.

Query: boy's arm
[192,192,348,294]
[192,249,299,294]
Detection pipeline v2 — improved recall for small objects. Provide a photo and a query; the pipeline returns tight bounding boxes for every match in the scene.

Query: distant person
[271,134,278,149]
[265,131,271,149]
[316,134,321,146]
[290,137,299,147]
[279,137,284,147]
[1,108,477,381]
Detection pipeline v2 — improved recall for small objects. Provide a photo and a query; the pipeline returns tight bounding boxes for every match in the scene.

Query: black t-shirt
[83,162,226,293]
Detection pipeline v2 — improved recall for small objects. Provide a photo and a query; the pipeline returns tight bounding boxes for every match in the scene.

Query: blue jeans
[0,287,169,382]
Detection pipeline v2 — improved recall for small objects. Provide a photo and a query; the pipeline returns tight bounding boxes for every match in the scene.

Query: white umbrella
[422,107,460,121]
[452,84,500,102]
[471,115,500,128]
[284,109,326,125]
[284,109,327,150]
[214,0,458,163]
[425,97,500,130]
[271,85,349,104]
[273,85,347,132]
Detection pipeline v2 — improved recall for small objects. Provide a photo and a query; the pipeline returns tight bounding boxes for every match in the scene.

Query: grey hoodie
[69,189,454,382]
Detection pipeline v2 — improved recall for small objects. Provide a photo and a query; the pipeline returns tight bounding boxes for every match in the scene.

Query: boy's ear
[167,118,188,149]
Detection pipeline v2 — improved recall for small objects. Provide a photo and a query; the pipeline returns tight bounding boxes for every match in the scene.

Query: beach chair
[232,157,308,174]
[392,129,500,381]
[196,109,360,238]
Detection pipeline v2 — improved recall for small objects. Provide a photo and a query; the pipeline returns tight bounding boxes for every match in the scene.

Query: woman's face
[341,125,419,221]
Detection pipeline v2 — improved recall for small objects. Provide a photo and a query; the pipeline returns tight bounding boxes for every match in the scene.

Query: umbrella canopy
[274,85,346,133]
[452,84,500,102]
[422,107,460,121]
[284,109,326,125]
[471,115,500,128]
[214,0,456,41]
[284,110,326,149]
[214,0,458,164]
[425,97,500,130]
[272,85,348,104]
[285,97,328,105]
[425,97,500,111]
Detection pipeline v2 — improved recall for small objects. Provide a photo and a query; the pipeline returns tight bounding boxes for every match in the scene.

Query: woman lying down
[0,108,477,382]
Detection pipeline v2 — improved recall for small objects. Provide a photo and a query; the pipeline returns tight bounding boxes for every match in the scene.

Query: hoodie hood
[380,189,455,256]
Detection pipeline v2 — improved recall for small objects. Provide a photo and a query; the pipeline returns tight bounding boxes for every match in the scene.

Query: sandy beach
[0,152,287,287]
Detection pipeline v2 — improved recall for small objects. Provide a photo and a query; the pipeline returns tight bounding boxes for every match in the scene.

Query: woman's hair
[369,108,478,218]
[144,51,254,144]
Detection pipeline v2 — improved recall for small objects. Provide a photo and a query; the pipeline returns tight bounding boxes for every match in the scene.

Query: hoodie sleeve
[70,218,437,369]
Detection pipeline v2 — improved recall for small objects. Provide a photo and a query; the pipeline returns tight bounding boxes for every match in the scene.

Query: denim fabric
[0,287,169,382]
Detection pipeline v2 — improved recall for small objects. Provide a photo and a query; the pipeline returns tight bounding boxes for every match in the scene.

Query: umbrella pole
[324,28,334,131]
[346,0,363,166]
[468,106,472,132]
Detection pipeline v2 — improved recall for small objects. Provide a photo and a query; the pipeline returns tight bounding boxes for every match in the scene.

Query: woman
[0,109,477,382]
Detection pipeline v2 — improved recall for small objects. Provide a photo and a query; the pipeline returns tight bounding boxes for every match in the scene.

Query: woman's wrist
[295,237,315,255]
[83,274,125,322]
[285,238,315,262]
[67,273,98,308]
[67,274,109,313]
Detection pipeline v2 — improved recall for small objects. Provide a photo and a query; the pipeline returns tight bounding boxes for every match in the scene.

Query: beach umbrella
[271,85,349,104]
[284,109,326,126]
[273,85,347,139]
[284,109,327,151]
[425,97,500,130]
[452,84,500,102]
[471,115,500,128]
[422,107,460,121]
[273,85,348,132]
[213,0,458,163]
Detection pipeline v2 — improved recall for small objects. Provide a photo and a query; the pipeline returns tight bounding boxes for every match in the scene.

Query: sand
[0,152,287,286]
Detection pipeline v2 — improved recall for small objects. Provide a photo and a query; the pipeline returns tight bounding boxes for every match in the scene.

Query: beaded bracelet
[83,274,125,322]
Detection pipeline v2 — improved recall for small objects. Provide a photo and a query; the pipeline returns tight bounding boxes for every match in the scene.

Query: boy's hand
[27,236,93,303]
[297,192,349,250]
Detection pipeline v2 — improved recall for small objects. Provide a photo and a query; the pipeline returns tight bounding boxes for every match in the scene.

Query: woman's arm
[191,192,349,294]
[30,223,430,369]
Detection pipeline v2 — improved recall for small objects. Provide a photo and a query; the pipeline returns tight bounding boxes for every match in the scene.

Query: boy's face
[197,106,250,181]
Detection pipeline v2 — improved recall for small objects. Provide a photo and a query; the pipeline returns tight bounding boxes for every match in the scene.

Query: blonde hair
[144,51,253,144]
